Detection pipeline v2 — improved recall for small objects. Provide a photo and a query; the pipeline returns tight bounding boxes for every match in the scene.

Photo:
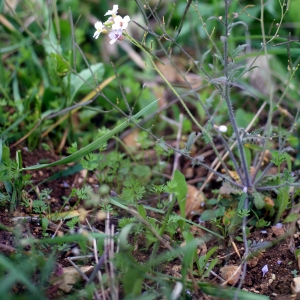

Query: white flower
[109,30,123,44]
[105,5,118,16]
[112,15,131,30]
[243,186,248,193]
[218,125,227,132]
[93,21,105,39]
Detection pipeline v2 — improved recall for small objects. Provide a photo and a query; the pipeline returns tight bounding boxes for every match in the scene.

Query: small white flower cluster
[93,5,130,45]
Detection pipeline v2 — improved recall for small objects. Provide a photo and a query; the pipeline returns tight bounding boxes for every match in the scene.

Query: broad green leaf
[283,213,300,224]
[253,191,265,210]
[48,53,70,76]
[174,169,187,218]
[68,63,105,100]
[137,204,147,219]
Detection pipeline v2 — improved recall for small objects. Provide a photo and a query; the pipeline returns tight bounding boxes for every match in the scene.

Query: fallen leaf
[50,265,94,293]
[47,208,91,221]
[220,265,241,286]
[122,129,140,150]
[185,185,205,218]
[291,277,300,294]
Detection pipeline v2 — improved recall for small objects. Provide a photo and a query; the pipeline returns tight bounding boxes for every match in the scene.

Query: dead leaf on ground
[220,265,241,286]
[155,58,201,90]
[185,185,205,218]
[50,265,94,293]
[291,277,300,294]
[122,129,140,151]
[47,208,92,221]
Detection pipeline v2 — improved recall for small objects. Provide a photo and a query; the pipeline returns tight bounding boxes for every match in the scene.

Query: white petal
[94,21,103,30]
[105,4,119,16]
[113,5,118,12]
[123,15,130,23]
[112,24,120,30]
[93,31,100,39]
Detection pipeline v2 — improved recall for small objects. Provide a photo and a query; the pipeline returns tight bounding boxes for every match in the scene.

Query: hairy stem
[223,0,250,188]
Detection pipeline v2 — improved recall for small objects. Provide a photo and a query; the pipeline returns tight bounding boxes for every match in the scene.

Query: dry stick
[51,220,64,239]
[93,237,106,300]
[109,224,118,300]
[86,218,106,300]
[197,102,267,195]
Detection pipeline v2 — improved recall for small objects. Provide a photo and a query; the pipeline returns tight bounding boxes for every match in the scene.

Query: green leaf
[200,207,225,221]
[236,236,243,242]
[49,53,70,76]
[22,100,159,171]
[203,257,218,278]
[199,282,269,299]
[236,108,257,128]
[122,266,144,296]
[274,187,289,224]
[173,170,187,218]
[41,217,49,232]
[253,191,265,210]
[295,249,300,260]
[231,44,249,58]
[283,213,300,223]
[181,239,201,290]
[68,63,105,100]
[270,151,286,167]
[200,49,211,65]
[137,204,147,219]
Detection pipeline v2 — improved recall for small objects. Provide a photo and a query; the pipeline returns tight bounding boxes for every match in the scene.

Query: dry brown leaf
[264,196,274,209]
[155,58,201,90]
[47,208,91,221]
[185,185,205,218]
[220,265,241,286]
[50,266,93,293]
[122,129,140,150]
[291,277,300,294]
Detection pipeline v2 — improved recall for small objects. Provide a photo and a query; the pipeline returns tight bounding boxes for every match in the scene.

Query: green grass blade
[199,282,269,299]
[22,100,158,171]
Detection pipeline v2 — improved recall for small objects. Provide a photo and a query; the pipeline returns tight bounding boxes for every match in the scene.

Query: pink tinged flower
[93,21,105,39]
[262,264,268,277]
[109,30,124,44]
[105,5,118,16]
[112,15,131,30]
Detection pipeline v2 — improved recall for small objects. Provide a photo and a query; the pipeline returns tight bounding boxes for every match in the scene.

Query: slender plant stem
[223,0,250,188]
